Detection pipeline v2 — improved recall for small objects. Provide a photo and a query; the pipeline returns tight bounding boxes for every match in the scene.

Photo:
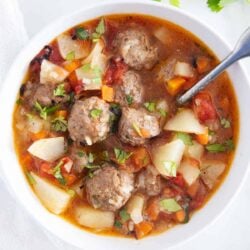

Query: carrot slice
[175,209,186,223]
[55,110,68,119]
[195,127,209,145]
[140,128,150,138]
[146,200,160,221]
[132,147,150,171]
[63,60,82,73]
[134,221,153,239]
[166,77,186,96]
[31,130,48,141]
[196,56,211,74]
[102,85,114,102]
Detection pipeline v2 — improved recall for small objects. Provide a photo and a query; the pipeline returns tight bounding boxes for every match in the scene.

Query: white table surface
[1,0,250,249]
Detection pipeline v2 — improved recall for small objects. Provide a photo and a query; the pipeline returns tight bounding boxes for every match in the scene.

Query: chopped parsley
[75,27,89,40]
[126,95,133,106]
[51,117,68,132]
[114,220,123,228]
[144,102,156,112]
[206,139,235,153]
[92,18,105,42]
[163,161,178,177]
[114,148,132,164]
[119,209,131,223]
[66,51,75,61]
[90,108,102,119]
[26,172,36,185]
[34,101,58,120]
[81,63,91,72]
[132,123,143,137]
[53,160,66,185]
[160,198,182,212]
[54,84,66,97]
[221,118,231,128]
[158,108,168,117]
[77,151,86,157]
[176,132,193,146]
[26,113,34,121]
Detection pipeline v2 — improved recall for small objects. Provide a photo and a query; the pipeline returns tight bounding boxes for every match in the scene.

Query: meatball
[85,165,134,211]
[115,70,144,106]
[113,28,158,70]
[68,97,111,145]
[22,82,69,108]
[118,107,161,146]
[136,165,162,196]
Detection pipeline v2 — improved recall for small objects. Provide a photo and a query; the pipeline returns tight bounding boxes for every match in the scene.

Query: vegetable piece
[160,198,182,212]
[28,137,65,162]
[184,141,204,162]
[63,59,82,73]
[71,179,84,198]
[55,110,68,119]
[31,130,48,141]
[166,77,186,96]
[26,172,36,185]
[175,209,188,223]
[102,85,114,102]
[53,83,66,97]
[207,0,223,12]
[30,172,73,214]
[27,115,44,134]
[114,148,132,165]
[73,205,114,229]
[126,194,145,224]
[34,102,58,120]
[193,92,217,123]
[91,18,106,42]
[176,132,193,146]
[57,34,90,59]
[174,61,194,78]
[144,102,156,112]
[164,109,206,135]
[40,59,69,84]
[196,56,211,74]
[195,127,209,145]
[152,139,185,177]
[221,118,231,128]
[126,95,133,106]
[146,199,160,221]
[206,139,234,153]
[154,27,169,44]
[90,108,102,119]
[119,209,131,223]
[134,221,153,239]
[200,160,226,189]
[82,39,108,73]
[131,147,150,171]
[75,27,89,40]
[53,160,66,185]
[178,158,200,186]
[51,117,68,132]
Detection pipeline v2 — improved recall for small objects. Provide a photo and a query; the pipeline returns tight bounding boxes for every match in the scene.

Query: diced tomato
[39,162,53,178]
[146,198,160,221]
[68,72,83,94]
[104,57,128,85]
[64,173,77,185]
[192,92,217,123]
[49,42,64,64]
[170,174,186,189]
[61,157,73,173]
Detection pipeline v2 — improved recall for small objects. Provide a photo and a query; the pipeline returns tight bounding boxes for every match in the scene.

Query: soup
[13,14,238,239]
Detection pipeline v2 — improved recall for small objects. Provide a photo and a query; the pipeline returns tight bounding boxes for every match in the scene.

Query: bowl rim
[1,0,250,249]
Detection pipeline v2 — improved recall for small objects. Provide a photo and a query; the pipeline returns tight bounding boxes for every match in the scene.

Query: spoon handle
[177,27,250,105]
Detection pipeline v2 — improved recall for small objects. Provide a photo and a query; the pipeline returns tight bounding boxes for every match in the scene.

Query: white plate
[0,0,250,249]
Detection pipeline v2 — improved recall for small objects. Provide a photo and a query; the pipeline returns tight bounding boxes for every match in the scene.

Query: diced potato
[82,39,108,73]
[174,61,194,78]
[200,160,226,189]
[28,137,65,162]
[57,34,90,60]
[75,67,102,90]
[164,109,206,135]
[73,205,114,229]
[126,194,145,224]
[184,141,204,162]
[154,27,169,44]
[178,159,200,186]
[152,139,185,177]
[31,172,72,214]
[40,59,69,84]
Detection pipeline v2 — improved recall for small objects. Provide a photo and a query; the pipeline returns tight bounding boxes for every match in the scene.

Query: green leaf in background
[169,0,180,7]
[207,0,223,12]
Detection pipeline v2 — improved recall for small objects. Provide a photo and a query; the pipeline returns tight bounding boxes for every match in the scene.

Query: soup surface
[13,14,238,239]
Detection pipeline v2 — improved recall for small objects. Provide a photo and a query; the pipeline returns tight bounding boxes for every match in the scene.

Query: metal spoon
[177,27,250,105]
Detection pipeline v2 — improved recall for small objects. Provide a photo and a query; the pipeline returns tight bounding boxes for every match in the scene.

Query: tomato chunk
[192,92,217,123]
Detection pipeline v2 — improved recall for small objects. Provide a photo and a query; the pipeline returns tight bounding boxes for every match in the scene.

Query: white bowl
[1,0,250,249]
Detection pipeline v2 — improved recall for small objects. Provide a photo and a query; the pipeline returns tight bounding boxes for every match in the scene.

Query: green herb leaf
[158,108,168,117]
[125,95,133,106]
[119,209,131,223]
[75,27,89,40]
[221,118,231,128]
[81,63,91,72]
[206,139,235,153]
[26,172,36,185]
[132,123,143,137]
[114,220,122,228]
[16,98,23,105]
[207,0,223,12]
[169,0,180,7]
[160,198,182,212]
[163,161,177,177]
[34,102,58,120]
[176,132,193,146]
[90,108,102,119]
[144,102,156,112]
[77,151,86,157]
[26,113,34,121]
[114,148,132,164]
[91,18,105,42]
[66,51,75,61]
[88,153,95,163]
[54,84,66,97]
[53,161,66,185]
[51,117,68,132]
